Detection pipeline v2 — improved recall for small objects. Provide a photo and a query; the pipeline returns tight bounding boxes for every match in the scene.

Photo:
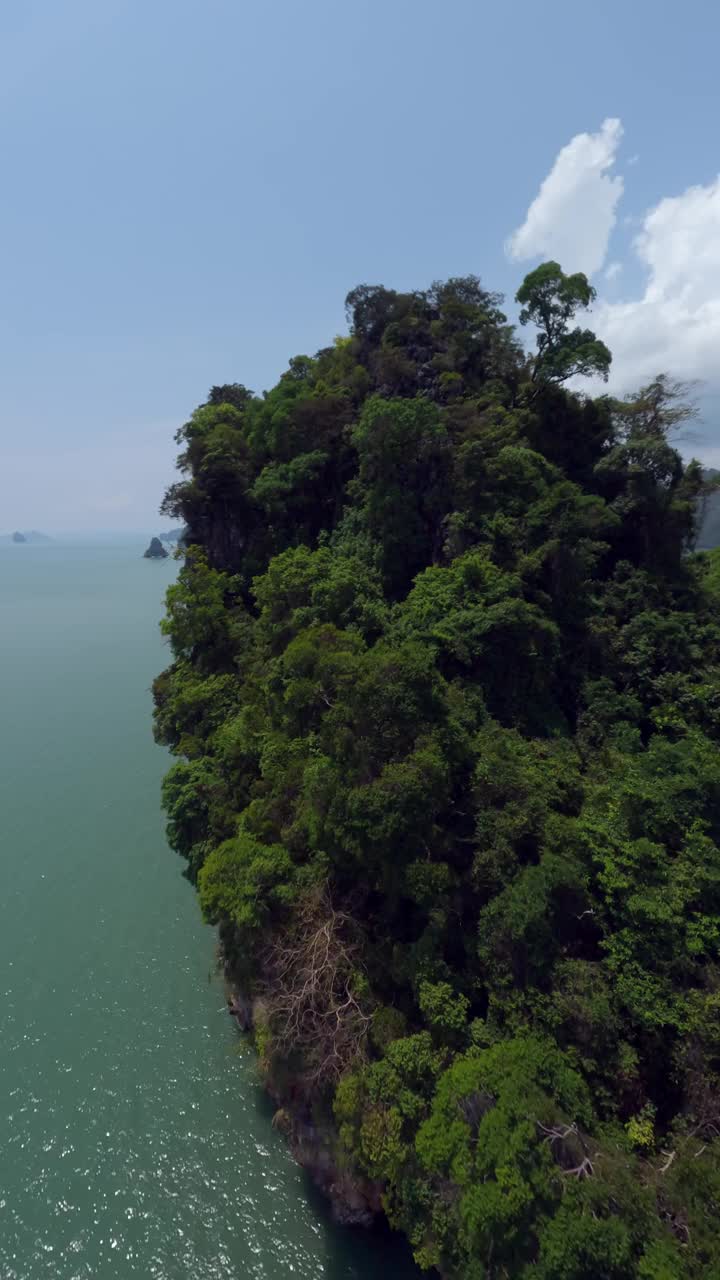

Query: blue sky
[2,0,720,531]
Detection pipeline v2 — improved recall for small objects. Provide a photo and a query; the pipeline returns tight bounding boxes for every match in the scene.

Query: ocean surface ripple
[0,544,418,1280]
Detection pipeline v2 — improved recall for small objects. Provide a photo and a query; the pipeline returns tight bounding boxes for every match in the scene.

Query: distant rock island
[159,526,185,543]
[143,536,169,559]
[0,530,52,544]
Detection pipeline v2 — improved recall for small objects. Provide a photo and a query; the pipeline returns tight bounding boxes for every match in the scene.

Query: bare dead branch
[538,1119,596,1182]
[562,1157,595,1180]
[262,887,371,1091]
[538,1121,579,1144]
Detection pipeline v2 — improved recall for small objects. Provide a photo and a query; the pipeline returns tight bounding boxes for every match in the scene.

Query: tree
[516,261,612,384]
[346,395,451,597]
[207,382,254,409]
[610,374,701,442]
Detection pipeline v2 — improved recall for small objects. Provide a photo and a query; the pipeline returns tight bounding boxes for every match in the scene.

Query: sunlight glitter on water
[0,545,419,1280]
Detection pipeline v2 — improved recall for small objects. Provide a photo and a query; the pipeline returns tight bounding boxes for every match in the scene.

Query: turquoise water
[0,543,418,1279]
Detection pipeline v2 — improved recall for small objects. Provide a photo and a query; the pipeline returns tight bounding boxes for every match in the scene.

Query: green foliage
[626,1104,656,1150]
[413,1038,593,1274]
[516,260,612,384]
[198,832,297,932]
[347,395,451,597]
[252,544,387,650]
[418,981,470,1039]
[161,548,248,671]
[154,265,720,1277]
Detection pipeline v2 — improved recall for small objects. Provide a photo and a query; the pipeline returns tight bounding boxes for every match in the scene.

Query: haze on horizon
[2,0,720,533]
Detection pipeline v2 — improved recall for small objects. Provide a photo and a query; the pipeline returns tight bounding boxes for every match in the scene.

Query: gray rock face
[226,982,383,1228]
[143,536,169,559]
[12,531,27,543]
[156,526,186,546]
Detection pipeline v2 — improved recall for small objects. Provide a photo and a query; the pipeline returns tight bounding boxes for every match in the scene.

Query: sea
[0,540,419,1279]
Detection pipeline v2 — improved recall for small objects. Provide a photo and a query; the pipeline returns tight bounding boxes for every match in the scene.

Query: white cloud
[595,177,720,396]
[506,123,720,453]
[506,118,624,276]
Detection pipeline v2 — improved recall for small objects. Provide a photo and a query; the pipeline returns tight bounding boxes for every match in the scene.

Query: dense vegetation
[698,469,720,550]
[154,261,720,1278]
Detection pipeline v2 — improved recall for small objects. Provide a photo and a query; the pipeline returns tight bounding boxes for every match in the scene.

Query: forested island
[154,263,720,1279]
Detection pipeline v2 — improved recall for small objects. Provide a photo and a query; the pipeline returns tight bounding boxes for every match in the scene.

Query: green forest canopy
[154,262,720,1278]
